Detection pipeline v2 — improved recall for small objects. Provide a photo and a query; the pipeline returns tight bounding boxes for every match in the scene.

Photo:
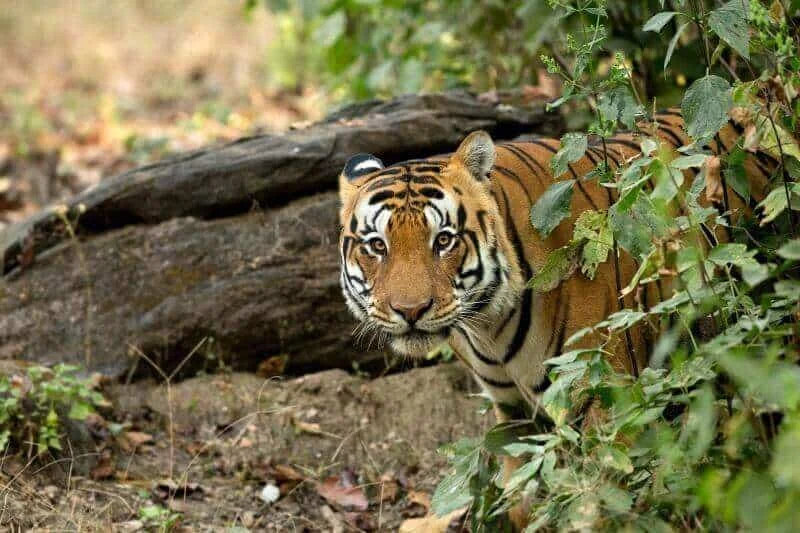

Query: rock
[259,483,280,504]
[0,91,564,378]
[0,194,386,377]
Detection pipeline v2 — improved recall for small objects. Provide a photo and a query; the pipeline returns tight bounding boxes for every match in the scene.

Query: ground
[0,0,324,228]
[0,364,491,531]
[0,3,491,530]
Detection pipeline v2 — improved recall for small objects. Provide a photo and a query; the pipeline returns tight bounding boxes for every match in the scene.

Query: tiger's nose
[390,299,433,324]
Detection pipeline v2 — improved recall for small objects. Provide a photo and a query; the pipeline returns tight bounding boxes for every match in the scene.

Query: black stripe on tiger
[455,325,500,367]
[477,374,517,388]
[551,297,571,359]
[500,143,549,187]
[499,187,533,365]
[369,190,395,204]
[525,139,601,211]
[656,108,682,118]
[493,164,534,204]
[656,124,686,148]
[532,375,552,394]
[459,231,485,283]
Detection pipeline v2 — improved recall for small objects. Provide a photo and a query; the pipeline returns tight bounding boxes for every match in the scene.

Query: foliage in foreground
[431,0,800,531]
[0,363,105,458]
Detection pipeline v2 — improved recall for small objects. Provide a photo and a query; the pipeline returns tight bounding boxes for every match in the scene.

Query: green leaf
[528,242,581,292]
[313,11,346,47]
[717,352,800,409]
[671,154,708,169]
[682,385,717,460]
[366,61,394,92]
[431,468,475,516]
[651,159,684,202]
[596,445,634,474]
[542,375,575,426]
[708,0,750,59]
[664,22,690,70]
[681,75,733,140]
[397,58,424,94]
[68,401,92,421]
[597,86,642,129]
[758,183,800,225]
[740,259,770,287]
[643,11,678,32]
[597,309,647,331]
[551,133,587,178]
[777,239,800,260]
[139,505,169,521]
[530,179,575,238]
[720,142,750,203]
[573,211,612,279]
[597,484,634,513]
[483,423,524,455]
[708,243,752,266]
[771,418,800,488]
[609,204,653,260]
[503,457,543,496]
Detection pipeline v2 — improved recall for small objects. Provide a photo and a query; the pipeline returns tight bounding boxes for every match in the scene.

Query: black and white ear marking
[455,131,495,180]
[343,153,384,181]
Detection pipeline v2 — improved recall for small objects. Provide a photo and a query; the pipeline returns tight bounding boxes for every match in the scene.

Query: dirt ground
[0,364,493,531]
[0,0,323,227]
[0,3,492,531]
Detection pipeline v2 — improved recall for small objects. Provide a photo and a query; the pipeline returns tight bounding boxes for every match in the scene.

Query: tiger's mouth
[389,328,449,357]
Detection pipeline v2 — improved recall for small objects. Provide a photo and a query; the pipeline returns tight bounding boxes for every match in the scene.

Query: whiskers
[351,317,389,350]
[455,315,499,353]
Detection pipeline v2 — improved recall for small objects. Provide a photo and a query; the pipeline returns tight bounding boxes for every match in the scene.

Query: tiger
[337,109,775,526]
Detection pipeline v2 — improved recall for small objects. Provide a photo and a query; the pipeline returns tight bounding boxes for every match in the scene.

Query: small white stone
[259,483,280,504]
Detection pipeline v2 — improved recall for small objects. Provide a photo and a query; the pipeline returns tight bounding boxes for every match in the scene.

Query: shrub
[430,0,800,530]
[247,0,681,101]
[0,363,106,458]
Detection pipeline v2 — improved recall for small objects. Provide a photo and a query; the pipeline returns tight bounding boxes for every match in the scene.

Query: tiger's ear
[453,130,495,181]
[339,153,384,210]
[342,153,384,182]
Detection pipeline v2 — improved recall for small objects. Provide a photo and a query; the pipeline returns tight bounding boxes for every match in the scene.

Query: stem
[594,96,639,377]
[763,89,798,237]
[690,0,713,70]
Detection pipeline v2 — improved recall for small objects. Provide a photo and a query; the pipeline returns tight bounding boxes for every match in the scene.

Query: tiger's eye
[369,238,387,255]
[435,232,455,251]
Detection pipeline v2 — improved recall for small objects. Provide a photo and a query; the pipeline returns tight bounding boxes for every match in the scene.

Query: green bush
[248,0,690,101]
[0,363,105,458]
[426,0,800,530]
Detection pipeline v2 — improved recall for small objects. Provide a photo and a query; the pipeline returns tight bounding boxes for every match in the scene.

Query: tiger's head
[338,131,523,357]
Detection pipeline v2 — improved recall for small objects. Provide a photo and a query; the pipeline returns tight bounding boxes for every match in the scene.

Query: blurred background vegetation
[249,0,697,105]
[0,0,729,231]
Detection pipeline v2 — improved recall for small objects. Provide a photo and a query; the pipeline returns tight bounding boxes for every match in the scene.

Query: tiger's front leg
[494,403,531,531]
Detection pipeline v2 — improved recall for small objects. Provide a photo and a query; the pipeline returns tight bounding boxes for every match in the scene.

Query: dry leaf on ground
[317,474,369,511]
[89,450,115,480]
[398,509,466,533]
[407,489,431,510]
[378,472,400,503]
[118,430,154,452]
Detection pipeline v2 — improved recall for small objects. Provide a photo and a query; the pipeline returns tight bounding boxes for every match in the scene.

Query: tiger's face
[338,131,520,357]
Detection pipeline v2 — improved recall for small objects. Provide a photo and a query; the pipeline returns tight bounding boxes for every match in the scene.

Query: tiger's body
[338,108,776,528]
[338,109,774,413]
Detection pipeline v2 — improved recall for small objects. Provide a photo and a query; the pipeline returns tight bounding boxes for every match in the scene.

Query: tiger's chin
[389,330,449,358]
